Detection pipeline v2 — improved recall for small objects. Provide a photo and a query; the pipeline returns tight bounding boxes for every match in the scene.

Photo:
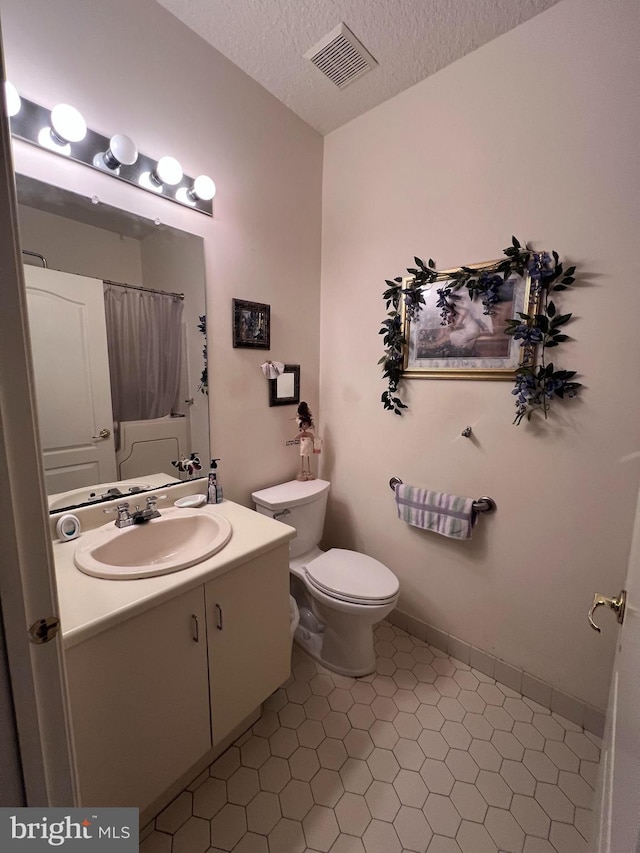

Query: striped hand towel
[395,484,476,540]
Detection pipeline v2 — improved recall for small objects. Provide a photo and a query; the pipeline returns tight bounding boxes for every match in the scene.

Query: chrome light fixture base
[9,96,214,217]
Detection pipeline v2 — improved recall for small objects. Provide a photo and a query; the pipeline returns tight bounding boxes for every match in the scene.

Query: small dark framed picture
[232,299,270,349]
[269,364,300,406]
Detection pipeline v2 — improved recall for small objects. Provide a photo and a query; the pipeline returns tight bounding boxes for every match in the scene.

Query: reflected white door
[24,265,117,494]
[594,485,640,851]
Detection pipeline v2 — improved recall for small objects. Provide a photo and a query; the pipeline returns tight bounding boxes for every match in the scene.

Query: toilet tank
[252,479,330,559]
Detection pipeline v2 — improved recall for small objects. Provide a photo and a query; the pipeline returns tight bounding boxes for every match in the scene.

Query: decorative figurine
[171,453,202,478]
[295,402,316,481]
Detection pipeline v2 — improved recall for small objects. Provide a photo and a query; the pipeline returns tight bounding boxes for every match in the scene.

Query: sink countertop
[51,486,294,649]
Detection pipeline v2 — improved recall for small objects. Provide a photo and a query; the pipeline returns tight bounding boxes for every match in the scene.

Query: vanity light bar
[8,94,214,217]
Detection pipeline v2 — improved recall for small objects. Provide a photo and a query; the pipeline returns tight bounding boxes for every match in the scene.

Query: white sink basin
[74,508,232,579]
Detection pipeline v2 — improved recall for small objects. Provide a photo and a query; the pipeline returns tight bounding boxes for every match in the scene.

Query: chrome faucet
[131,494,166,524]
[103,502,134,528]
[103,494,166,527]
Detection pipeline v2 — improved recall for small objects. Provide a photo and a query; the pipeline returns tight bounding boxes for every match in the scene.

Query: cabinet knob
[215,604,223,631]
[191,614,199,642]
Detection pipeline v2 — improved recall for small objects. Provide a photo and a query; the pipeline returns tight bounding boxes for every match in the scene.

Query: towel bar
[389,477,496,514]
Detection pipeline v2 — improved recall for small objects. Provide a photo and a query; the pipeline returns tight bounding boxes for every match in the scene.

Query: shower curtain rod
[103,279,184,300]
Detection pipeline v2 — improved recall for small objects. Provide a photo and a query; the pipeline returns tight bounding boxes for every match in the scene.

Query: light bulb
[151,156,183,187]
[175,188,196,207]
[94,133,138,171]
[50,103,87,144]
[37,127,70,155]
[138,171,162,193]
[189,175,216,201]
[4,81,21,117]
[105,134,138,168]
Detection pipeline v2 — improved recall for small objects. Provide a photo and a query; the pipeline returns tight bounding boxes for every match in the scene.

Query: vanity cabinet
[206,544,291,743]
[65,585,211,810]
[64,542,291,812]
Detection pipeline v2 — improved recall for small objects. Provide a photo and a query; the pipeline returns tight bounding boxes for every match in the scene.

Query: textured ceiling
[154,0,562,135]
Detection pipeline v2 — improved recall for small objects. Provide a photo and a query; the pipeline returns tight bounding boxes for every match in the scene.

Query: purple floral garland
[380,237,581,423]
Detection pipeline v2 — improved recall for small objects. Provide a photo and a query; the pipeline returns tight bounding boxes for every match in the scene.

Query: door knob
[92,427,111,440]
[588,589,626,633]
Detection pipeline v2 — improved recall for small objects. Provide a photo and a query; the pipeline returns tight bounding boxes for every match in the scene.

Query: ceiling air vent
[304,23,377,90]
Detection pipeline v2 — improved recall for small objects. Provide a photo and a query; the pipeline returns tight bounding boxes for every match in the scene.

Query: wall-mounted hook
[461,426,472,438]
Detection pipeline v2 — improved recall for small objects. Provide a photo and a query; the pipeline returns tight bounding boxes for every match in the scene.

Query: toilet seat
[304,548,399,606]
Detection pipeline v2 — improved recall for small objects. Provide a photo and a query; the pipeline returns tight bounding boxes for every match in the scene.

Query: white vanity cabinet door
[65,585,211,810]
[206,544,291,744]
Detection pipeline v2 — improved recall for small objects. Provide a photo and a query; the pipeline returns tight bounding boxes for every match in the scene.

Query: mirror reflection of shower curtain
[103,284,184,436]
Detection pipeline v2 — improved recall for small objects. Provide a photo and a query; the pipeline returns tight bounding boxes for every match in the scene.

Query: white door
[593,485,640,851]
[0,33,75,805]
[23,265,117,495]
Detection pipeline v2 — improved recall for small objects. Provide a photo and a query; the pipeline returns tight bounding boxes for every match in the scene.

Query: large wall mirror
[16,176,209,514]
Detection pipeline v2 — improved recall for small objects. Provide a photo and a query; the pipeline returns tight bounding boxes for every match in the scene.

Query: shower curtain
[103,284,184,425]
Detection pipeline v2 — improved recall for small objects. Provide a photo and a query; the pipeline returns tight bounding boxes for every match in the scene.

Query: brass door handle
[588,589,626,633]
[92,427,111,440]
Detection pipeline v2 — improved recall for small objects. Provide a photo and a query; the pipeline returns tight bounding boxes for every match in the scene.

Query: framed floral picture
[232,299,270,349]
[402,268,537,379]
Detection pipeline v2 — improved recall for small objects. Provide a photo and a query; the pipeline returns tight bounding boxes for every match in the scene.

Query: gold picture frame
[402,261,537,380]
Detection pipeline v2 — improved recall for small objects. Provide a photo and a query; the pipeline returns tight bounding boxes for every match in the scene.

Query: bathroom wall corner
[390,608,604,737]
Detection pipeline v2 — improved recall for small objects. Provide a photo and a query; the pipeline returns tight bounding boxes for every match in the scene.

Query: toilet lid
[305,548,399,604]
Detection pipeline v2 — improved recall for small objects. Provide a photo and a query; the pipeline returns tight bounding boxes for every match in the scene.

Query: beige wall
[18,205,143,283]
[4,0,638,716]
[320,0,640,710]
[2,0,323,505]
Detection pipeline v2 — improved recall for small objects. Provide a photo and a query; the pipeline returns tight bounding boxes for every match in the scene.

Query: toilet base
[293,623,376,678]
[293,625,324,663]
[289,555,398,677]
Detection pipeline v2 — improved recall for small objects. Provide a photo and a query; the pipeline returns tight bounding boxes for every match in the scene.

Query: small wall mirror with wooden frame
[269,364,300,406]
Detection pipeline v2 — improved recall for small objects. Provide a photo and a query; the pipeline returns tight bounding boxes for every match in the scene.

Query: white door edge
[0,29,76,806]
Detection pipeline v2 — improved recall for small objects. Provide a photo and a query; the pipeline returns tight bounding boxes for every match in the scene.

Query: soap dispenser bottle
[207,458,223,504]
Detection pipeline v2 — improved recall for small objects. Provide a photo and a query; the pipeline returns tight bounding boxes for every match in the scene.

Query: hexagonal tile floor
[142,621,599,853]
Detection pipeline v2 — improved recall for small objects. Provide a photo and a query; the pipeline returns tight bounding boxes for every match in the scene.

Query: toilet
[252,478,400,677]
